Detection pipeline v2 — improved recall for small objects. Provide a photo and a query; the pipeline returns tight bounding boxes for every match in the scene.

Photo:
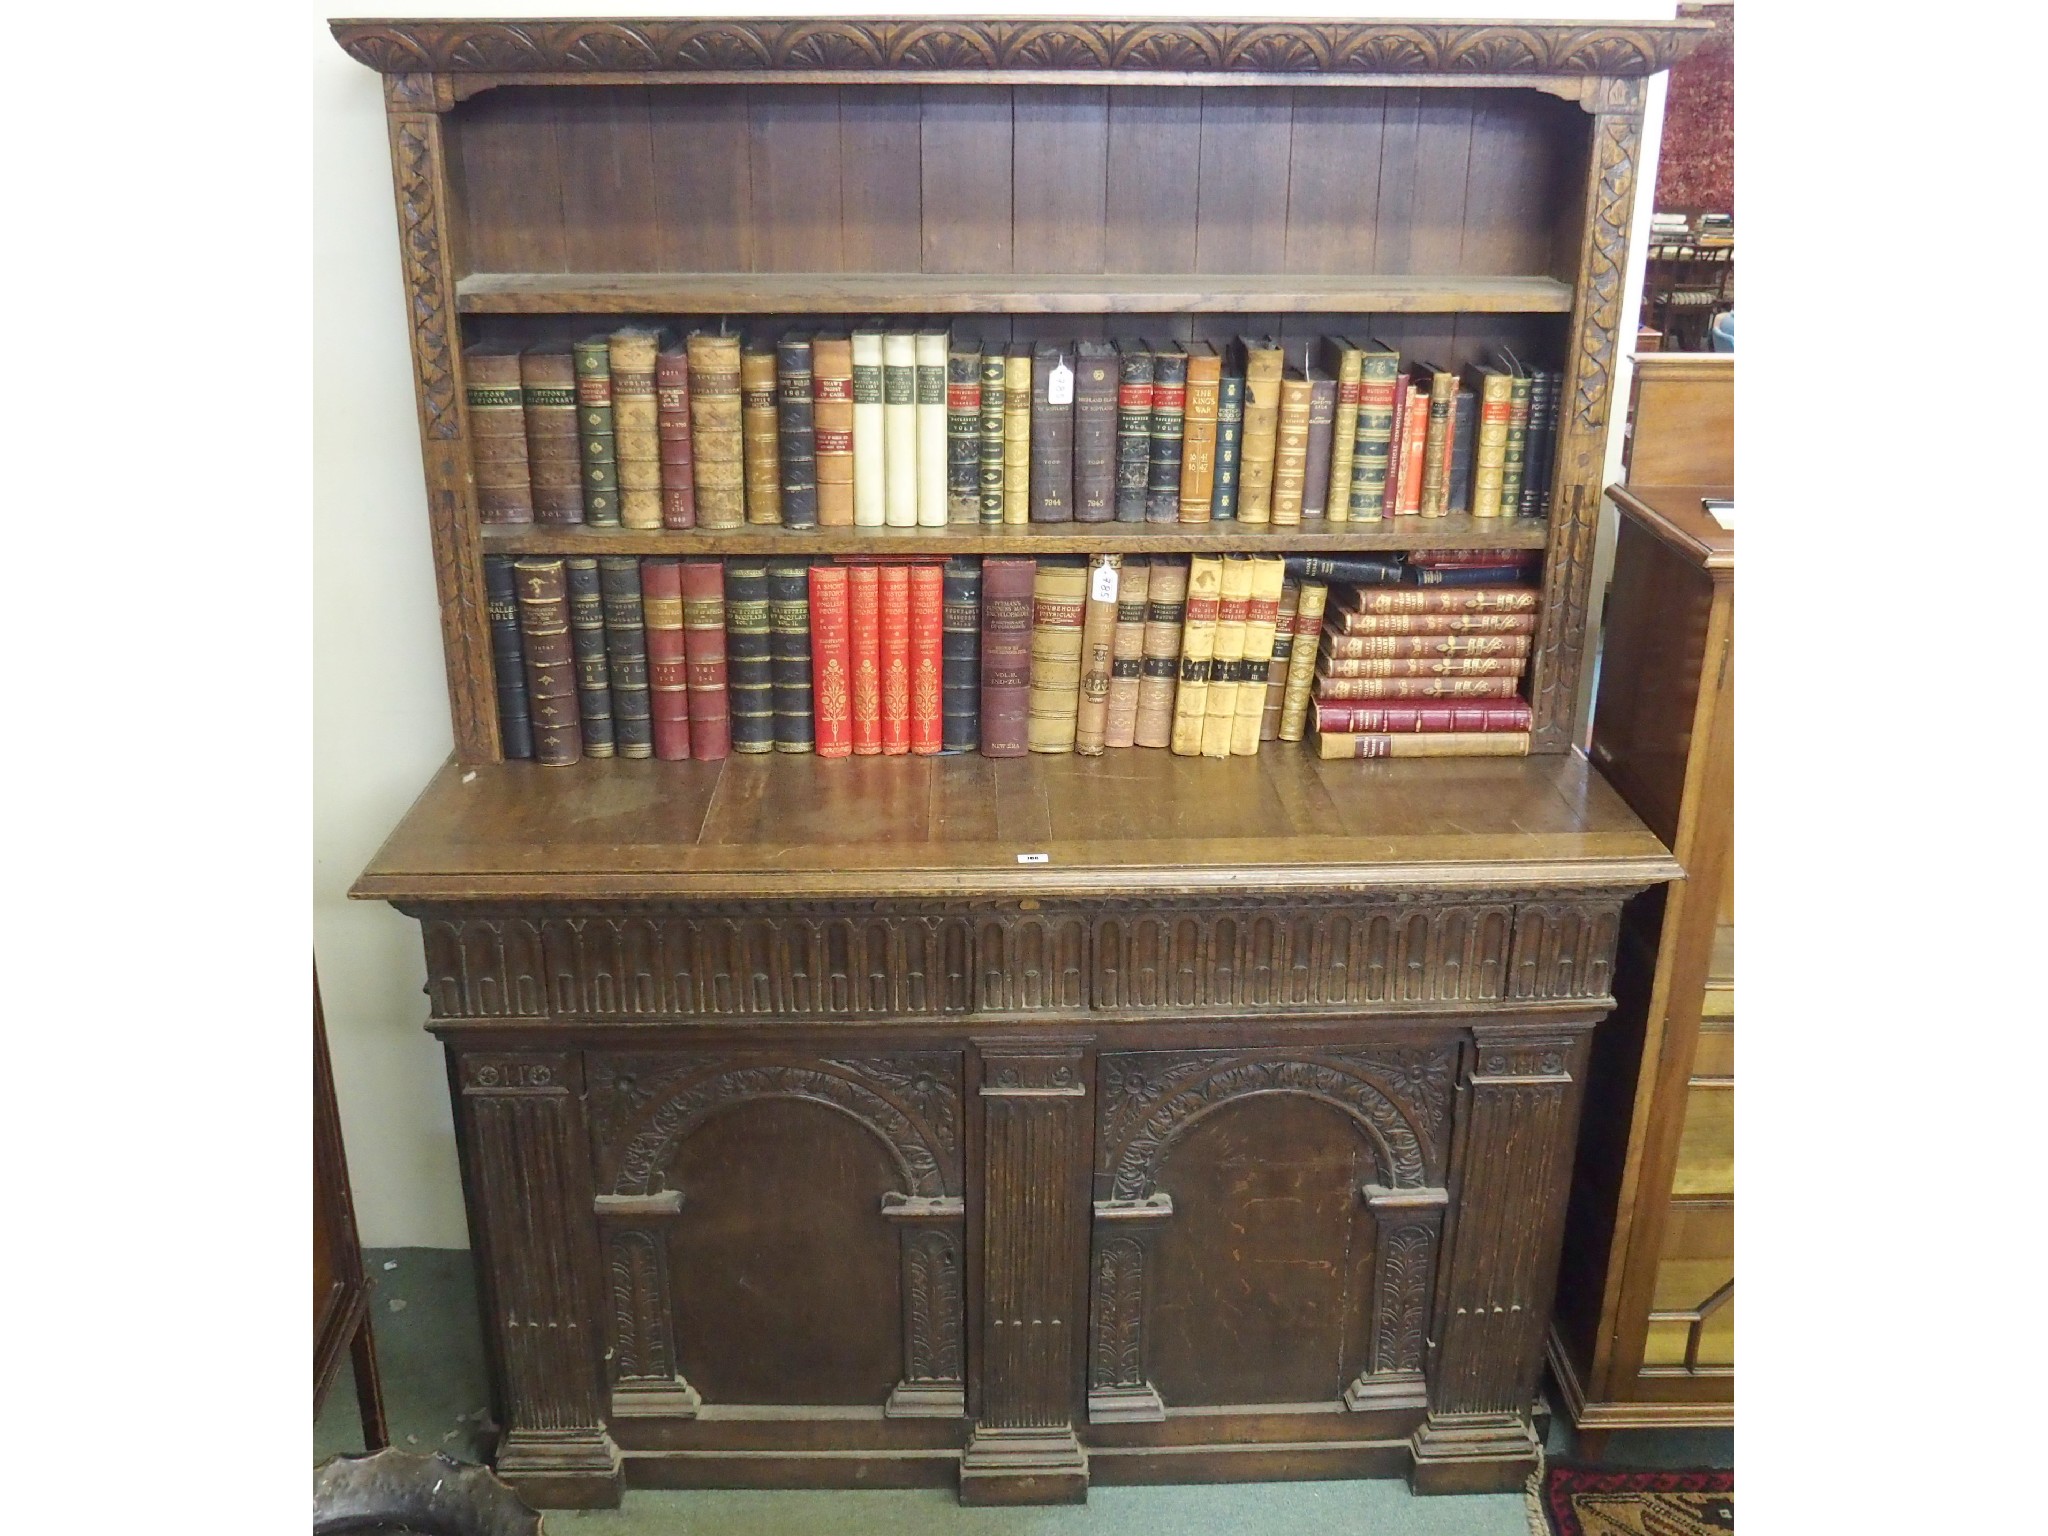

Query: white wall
[311,0,1674,1248]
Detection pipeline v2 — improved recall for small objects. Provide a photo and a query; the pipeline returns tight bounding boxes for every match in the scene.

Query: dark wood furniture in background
[1551,354,1732,1451]
[1639,238,1732,353]
[331,14,1706,1508]
[316,968,389,1451]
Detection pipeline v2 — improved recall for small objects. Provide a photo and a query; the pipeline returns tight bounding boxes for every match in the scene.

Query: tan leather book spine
[740,341,783,525]
[1230,555,1288,755]
[1277,580,1328,741]
[1235,339,1284,525]
[1133,557,1187,750]
[1073,554,1122,755]
[1002,346,1032,525]
[686,331,745,529]
[1201,555,1253,757]
[1320,337,1363,525]
[1259,578,1300,742]
[1176,343,1222,524]
[1026,558,1088,754]
[609,327,663,529]
[1418,364,1459,517]
[811,332,855,527]
[1466,365,1514,518]
[1103,556,1150,749]
[1313,673,1523,700]
[1170,555,1225,756]
[464,344,533,524]
[1314,729,1531,759]
[851,329,886,527]
[1271,368,1313,528]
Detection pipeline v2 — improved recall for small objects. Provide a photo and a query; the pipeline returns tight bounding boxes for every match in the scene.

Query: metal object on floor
[314,1449,543,1536]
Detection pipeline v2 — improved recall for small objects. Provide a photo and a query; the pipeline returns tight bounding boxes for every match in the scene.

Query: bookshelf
[336,14,1705,1511]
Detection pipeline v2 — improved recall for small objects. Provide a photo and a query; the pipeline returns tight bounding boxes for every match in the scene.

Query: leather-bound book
[1104,556,1150,750]
[1323,630,1532,663]
[776,334,818,530]
[483,556,533,759]
[1491,353,1533,518]
[725,560,775,753]
[808,564,853,758]
[573,337,619,528]
[1027,556,1088,753]
[879,562,913,754]
[1200,555,1253,757]
[565,557,616,757]
[941,556,981,752]
[512,558,581,766]
[600,555,652,758]
[1133,557,1187,750]
[1447,387,1478,514]
[1113,340,1153,523]
[1235,337,1285,525]
[1395,380,1430,517]
[1348,584,1539,615]
[1211,364,1245,521]
[1320,651,1528,678]
[609,327,662,530]
[883,331,918,528]
[1277,580,1328,742]
[680,559,731,759]
[1463,363,1513,517]
[978,557,1036,758]
[1030,342,1075,523]
[1377,366,1411,520]
[1314,729,1531,760]
[1230,556,1288,755]
[464,344,533,524]
[1073,554,1121,755]
[909,561,944,754]
[1002,345,1032,524]
[766,559,815,754]
[1073,339,1117,523]
[811,331,855,528]
[1286,554,1403,586]
[1349,343,1401,520]
[1169,555,1224,756]
[642,558,692,762]
[1316,699,1533,734]
[1406,561,1534,587]
[1259,578,1301,743]
[520,346,583,525]
[1270,368,1314,528]
[1300,368,1337,520]
[739,341,783,526]
[851,329,886,527]
[916,330,949,528]
[977,350,1007,524]
[947,341,982,523]
[1524,368,1561,517]
[1319,337,1362,523]
[848,563,882,754]
[1144,341,1186,524]
[1177,342,1222,524]
[654,335,695,529]
[1413,362,1459,517]
[687,332,745,529]
[1313,673,1524,700]
[1331,610,1538,639]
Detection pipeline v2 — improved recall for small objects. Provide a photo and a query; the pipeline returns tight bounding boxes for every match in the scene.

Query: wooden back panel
[1624,353,1732,486]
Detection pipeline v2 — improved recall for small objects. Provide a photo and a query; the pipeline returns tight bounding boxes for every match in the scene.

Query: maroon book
[979,557,1037,758]
[656,335,695,529]
[1313,700,1533,733]
[680,559,729,759]
[642,558,691,761]
[511,557,581,765]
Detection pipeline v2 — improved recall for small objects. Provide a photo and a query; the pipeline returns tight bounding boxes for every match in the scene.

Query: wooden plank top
[353,747,1678,903]
[1608,482,1733,573]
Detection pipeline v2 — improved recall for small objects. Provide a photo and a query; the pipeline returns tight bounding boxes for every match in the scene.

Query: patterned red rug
[1532,1463,1734,1536]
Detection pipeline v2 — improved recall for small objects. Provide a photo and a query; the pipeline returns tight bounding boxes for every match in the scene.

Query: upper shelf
[454,272,1577,317]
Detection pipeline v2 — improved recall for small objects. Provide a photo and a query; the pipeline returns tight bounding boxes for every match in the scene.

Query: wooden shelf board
[455,271,1576,317]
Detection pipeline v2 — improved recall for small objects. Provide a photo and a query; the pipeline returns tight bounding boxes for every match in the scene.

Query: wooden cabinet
[315,969,388,1450]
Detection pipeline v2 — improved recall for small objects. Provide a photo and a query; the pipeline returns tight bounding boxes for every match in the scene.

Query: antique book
[609,327,662,530]
[1312,673,1524,700]
[642,558,691,761]
[1413,361,1459,518]
[1030,341,1075,523]
[565,557,616,757]
[1002,345,1032,525]
[1277,580,1328,743]
[1026,557,1088,754]
[465,343,533,524]
[1169,555,1225,756]
[1447,388,1478,514]
[599,555,651,758]
[654,335,695,529]
[1322,632,1534,660]
[882,331,918,528]
[947,341,982,523]
[483,555,533,759]
[851,329,887,527]
[1299,368,1337,520]
[776,334,818,530]
[739,340,783,526]
[1406,562,1533,587]
[1073,338,1117,523]
[1145,341,1187,524]
[1377,366,1409,520]
[811,331,856,528]
[686,331,745,529]
[807,563,853,758]
[1074,554,1121,755]
[909,561,944,755]
[849,562,883,754]
[1230,555,1287,755]
[1522,368,1561,517]
[1314,700,1534,733]
[1407,546,1538,567]
[914,330,949,528]
[1134,557,1189,750]
[1259,578,1301,743]
[1318,652,1529,676]
[1200,555,1254,758]
[1346,584,1540,614]
[941,556,981,752]
[573,336,620,528]
[521,345,583,525]
[977,349,1007,524]
[1211,364,1245,522]
[1492,354,1533,518]
[1104,556,1150,749]
[1177,342,1222,524]
[512,557,581,766]
[725,560,775,753]
[764,558,814,754]
[1395,380,1430,517]
[979,557,1036,758]
[1330,610,1538,637]
[1287,554,1403,586]
[1319,337,1363,523]
[680,559,731,758]
[879,561,912,754]
[1270,367,1314,528]
[1314,729,1532,759]
[1351,343,1402,519]
[1235,337,1285,525]
[1112,340,1153,523]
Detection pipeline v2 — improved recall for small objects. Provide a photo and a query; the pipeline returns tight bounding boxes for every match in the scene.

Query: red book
[1313,700,1533,733]
[680,559,729,759]
[879,564,912,755]
[909,562,944,755]
[1379,371,1409,520]
[808,565,852,758]
[1396,387,1429,516]
[849,563,882,756]
[656,337,695,529]
[979,556,1036,758]
[642,558,692,761]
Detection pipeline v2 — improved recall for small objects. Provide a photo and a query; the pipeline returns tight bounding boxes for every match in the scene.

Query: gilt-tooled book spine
[1259,578,1300,743]
[941,556,981,752]
[1286,554,1403,586]
[1230,555,1287,756]
[512,558,581,766]
[1316,702,1534,733]
[1350,347,1401,520]
[565,557,616,757]
[1104,556,1150,749]
[1113,341,1153,523]
[979,557,1036,758]
[1447,388,1477,514]
[1030,342,1075,524]
[1320,338,1362,524]
[810,332,855,528]
[521,346,583,525]
[1277,580,1328,743]
[947,344,982,524]
[883,332,918,528]
[910,562,944,755]
[1396,383,1430,517]
[464,345,533,525]
[680,559,731,759]
[1378,369,1409,520]
[1416,364,1459,518]
[1074,339,1117,523]
[1027,557,1088,754]
[600,555,652,758]
[776,335,818,531]
[1319,645,1530,671]
[1314,729,1531,759]
[1169,556,1224,756]
[1200,554,1253,758]
[879,563,913,755]
[654,338,695,529]
[915,330,949,528]
[573,338,619,528]
[687,332,745,529]
[1498,368,1533,518]
[765,559,815,754]
[739,342,783,526]
[1074,554,1121,755]
[977,351,1006,525]
[1211,367,1245,522]
[1313,674,1524,700]
[1348,584,1540,614]
[1002,346,1032,525]
[609,327,662,530]
[484,556,533,759]
[642,558,691,762]
[1270,369,1313,529]
[1145,343,1187,524]
[1177,342,1221,524]
[1300,369,1337,521]
[724,560,775,753]
[1133,557,1187,750]
[1523,368,1560,517]
[849,563,882,755]
[1406,562,1533,587]
[1236,338,1284,526]
[808,564,852,758]
[851,330,887,528]
[1332,611,1537,638]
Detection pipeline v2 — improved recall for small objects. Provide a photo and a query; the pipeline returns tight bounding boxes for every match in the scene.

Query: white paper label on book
[1090,562,1119,603]
[1048,361,1073,406]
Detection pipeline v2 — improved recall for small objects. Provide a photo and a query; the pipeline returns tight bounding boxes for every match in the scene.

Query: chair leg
[351,1313,390,1451]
